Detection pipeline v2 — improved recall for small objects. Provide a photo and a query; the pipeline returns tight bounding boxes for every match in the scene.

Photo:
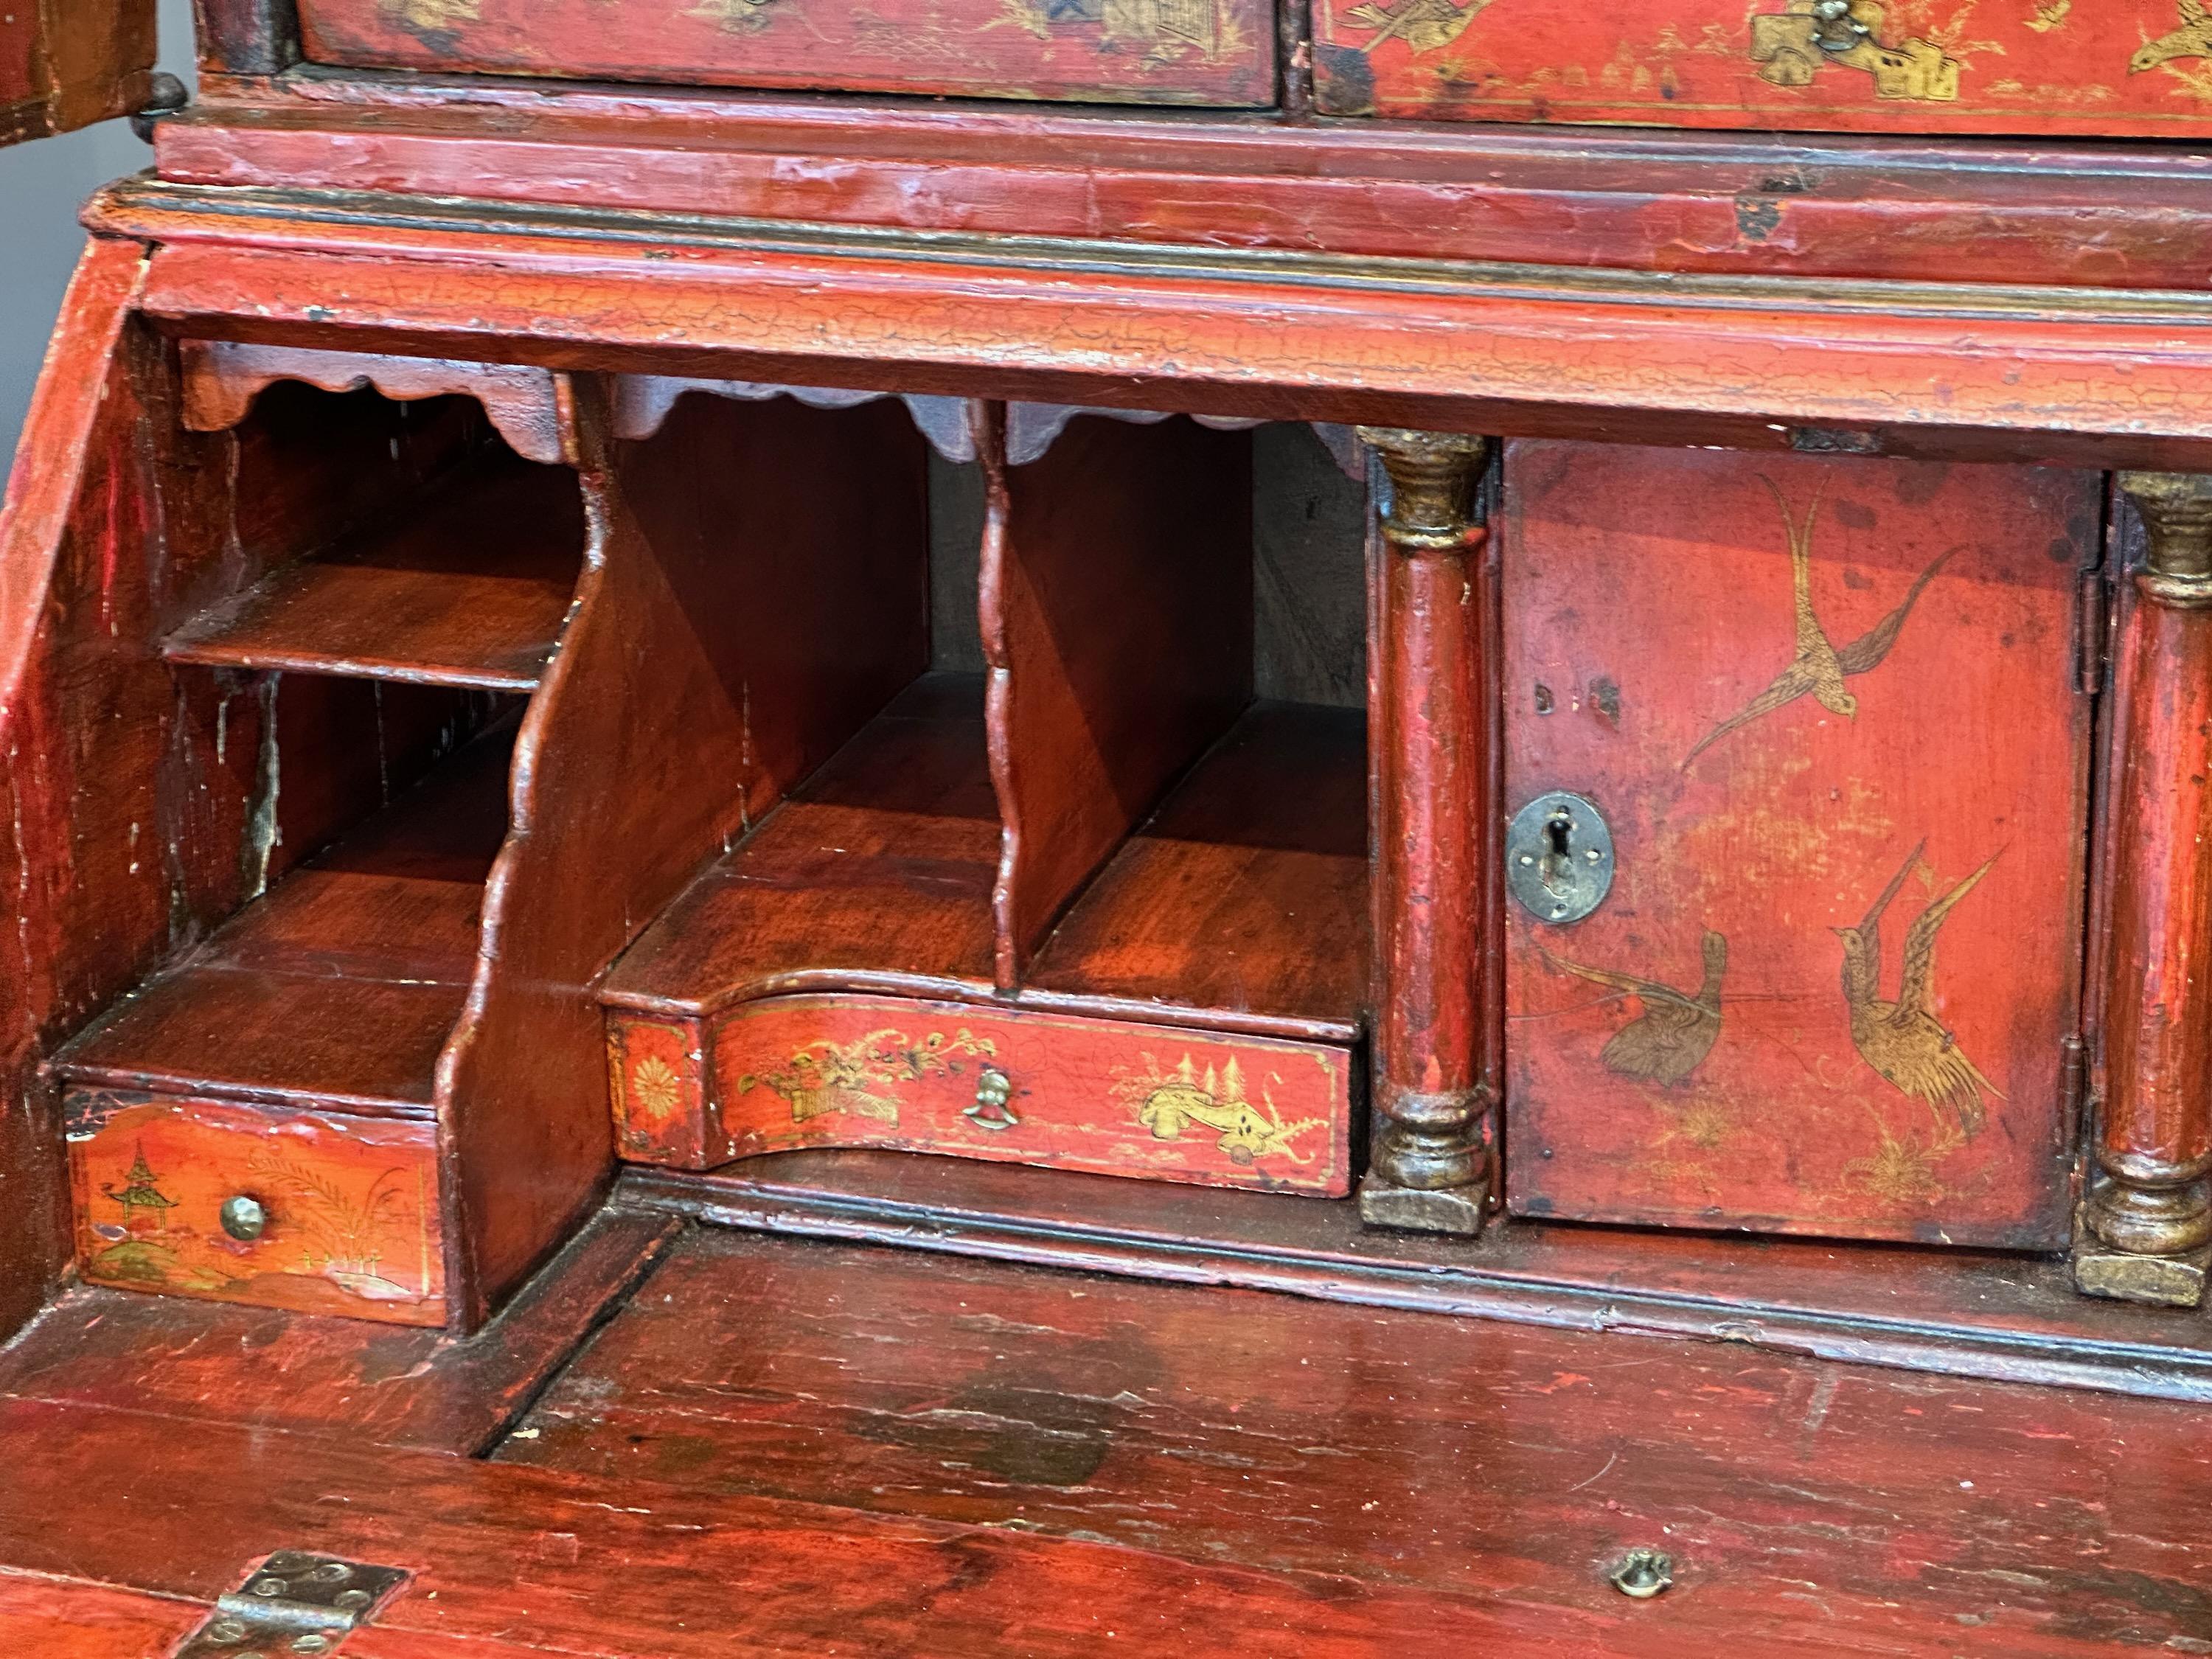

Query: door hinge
[2059,1033,2090,1154]
[2076,566,2110,696]
[175,1551,410,1658]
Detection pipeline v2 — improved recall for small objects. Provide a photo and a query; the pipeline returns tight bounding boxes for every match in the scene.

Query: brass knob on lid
[220,1195,267,1241]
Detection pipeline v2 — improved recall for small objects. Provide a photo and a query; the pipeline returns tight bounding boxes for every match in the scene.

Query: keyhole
[1541,810,1574,891]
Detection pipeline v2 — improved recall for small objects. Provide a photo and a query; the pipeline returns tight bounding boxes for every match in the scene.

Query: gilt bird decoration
[1834,841,2003,1139]
[1339,0,1496,55]
[1683,478,1957,770]
[2132,0,2212,72]
[1540,930,1728,1088]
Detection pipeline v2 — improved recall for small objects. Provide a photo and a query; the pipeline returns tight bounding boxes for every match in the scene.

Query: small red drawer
[298,0,1276,108]
[66,1090,445,1327]
[1315,0,2212,139]
[610,996,1352,1194]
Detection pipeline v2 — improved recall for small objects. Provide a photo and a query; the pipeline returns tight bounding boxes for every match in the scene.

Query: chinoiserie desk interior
[5,0,2212,1651]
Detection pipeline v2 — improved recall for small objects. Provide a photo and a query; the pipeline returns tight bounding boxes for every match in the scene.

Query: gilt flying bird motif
[1540,930,1728,1088]
[1340,0,1496,55]
[1682,477,1956,770]
[2133,0,2212,73]
[1834,841,2003,1139]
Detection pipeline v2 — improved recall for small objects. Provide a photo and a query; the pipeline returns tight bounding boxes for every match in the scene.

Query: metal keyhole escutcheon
[1507,791,1614,925]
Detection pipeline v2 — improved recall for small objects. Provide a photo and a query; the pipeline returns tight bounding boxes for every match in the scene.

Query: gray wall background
[0,0,194,464]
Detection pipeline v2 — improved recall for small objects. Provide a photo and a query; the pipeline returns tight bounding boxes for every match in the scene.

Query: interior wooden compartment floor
[1,1197,2206,1658]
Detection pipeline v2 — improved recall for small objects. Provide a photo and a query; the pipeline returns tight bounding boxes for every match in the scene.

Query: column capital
[1357,428,1491,552]
[2119,471,2212,606]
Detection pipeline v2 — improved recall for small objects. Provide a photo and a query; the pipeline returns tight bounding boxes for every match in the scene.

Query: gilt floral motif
[738,1029,996,1127]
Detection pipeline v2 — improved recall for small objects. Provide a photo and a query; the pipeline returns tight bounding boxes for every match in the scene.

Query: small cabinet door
[1501,442,2098,1249]
[1,0,155,147]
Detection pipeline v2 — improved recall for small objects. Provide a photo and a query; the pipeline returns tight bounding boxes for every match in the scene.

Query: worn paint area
[1501,442,2096,1247]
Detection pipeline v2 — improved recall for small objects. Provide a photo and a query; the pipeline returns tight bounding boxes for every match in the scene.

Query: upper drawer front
[66,1091,445,1327]
[1315,1,2209,136]
[298,0,1276,107]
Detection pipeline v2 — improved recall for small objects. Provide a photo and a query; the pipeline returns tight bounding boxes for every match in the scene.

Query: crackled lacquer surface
[1315,0,2212,136]
[299,0,1274,106]
[1502,442,2096,1248]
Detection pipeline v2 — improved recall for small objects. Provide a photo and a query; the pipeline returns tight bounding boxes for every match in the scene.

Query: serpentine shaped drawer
[608,995,1352,1194]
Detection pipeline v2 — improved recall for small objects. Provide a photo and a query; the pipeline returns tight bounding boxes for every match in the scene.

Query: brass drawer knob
[220,1194,268,1242]
[964,1068,1019,1131]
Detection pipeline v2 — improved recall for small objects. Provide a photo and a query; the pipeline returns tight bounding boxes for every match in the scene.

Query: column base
[2073,1239,2211,1309]
[1357,1171,1490,1237]
[2075,1192,2211,1307]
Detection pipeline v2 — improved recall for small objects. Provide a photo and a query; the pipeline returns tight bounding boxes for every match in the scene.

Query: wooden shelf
[605,688,1368,1037]
[602,672,1002,1015]
[53,728,516,1116]
[1025,700,1366,1036]
[164,455,585,692]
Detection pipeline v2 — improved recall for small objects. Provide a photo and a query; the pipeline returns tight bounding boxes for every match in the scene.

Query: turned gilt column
[2079,471,2212,1307]
[1357,428,1496,1235]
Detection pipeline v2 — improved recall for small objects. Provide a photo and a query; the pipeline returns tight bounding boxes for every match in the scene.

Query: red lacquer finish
[1362,431,1495,1231]
[66,1091,445,1326]
[1503,443,2096,1247]
[2101,601,2212,1180]
[987,411,1253,984]
[0,1573,205,1658]
[0,0,154,146]
[0,242,156,1341]
[610,996,1352,1193]
[2084,473,2212,1288]
[297,0,1275,107]
[1315,0,2212,136]
[94,181,2212,475]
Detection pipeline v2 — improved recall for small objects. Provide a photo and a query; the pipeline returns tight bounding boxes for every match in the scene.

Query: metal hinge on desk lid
[174,1551,410,1657]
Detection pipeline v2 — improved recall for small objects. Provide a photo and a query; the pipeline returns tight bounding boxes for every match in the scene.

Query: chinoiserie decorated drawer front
[65,1091,446,1327]
[296,0,1276,108]
[1315,0,2212,137]
[608,997,1353,1194]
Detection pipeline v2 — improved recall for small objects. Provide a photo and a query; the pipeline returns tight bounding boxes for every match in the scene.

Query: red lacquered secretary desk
[4,1,2212,1653]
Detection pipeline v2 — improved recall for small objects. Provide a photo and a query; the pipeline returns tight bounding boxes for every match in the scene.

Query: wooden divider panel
[439,383,927,1324]
[984,407,1254,987]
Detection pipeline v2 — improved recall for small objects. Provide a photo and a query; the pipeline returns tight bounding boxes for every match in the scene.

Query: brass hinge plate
[174,1551,410,1658]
